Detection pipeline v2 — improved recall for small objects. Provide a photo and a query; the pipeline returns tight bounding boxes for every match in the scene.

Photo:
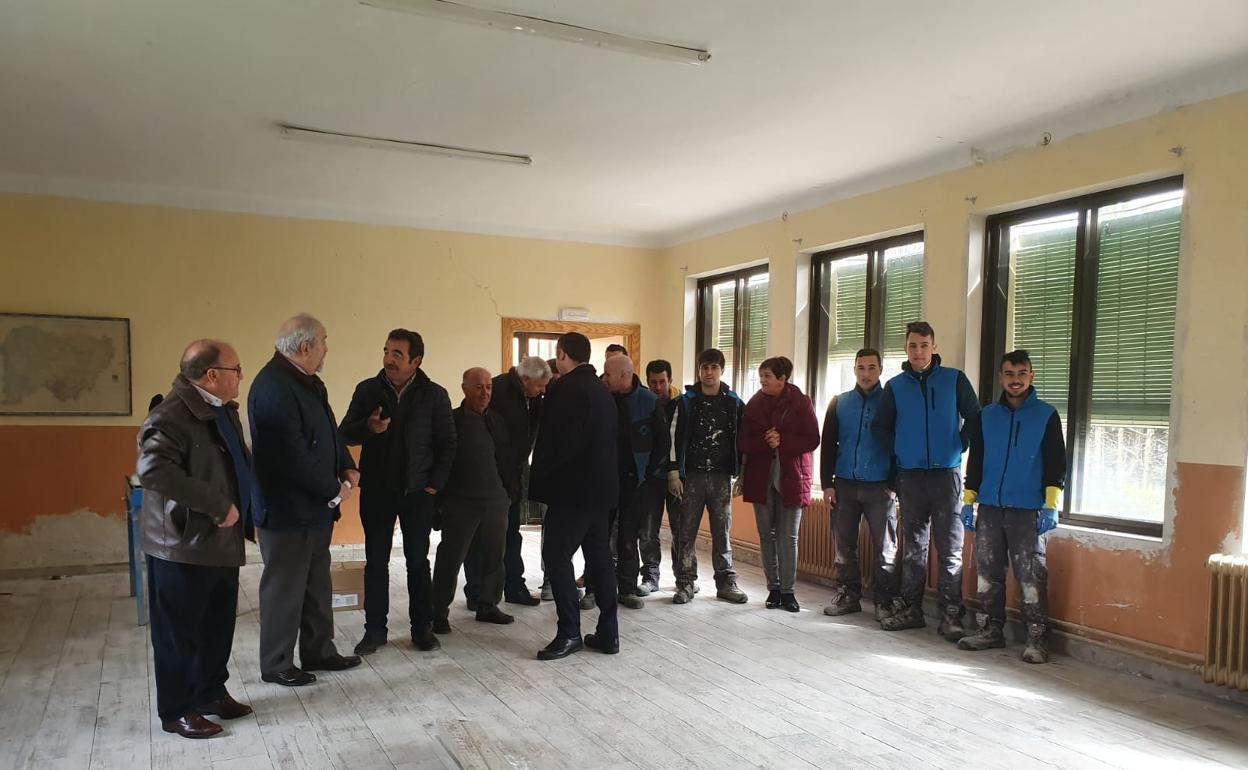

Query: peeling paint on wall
[0,509,128,569]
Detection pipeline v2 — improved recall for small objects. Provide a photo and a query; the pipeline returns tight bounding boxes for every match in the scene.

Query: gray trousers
[432,496,509,617]
[673,471,736,587]
[257,526,339,675]
[832,478,899,606]
[896,469,965,616]
[637,479,676,584]
[753,485,802,592]
[974,506,1048,633]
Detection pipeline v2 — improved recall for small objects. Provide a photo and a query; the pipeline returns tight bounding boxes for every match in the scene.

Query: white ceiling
[1,0,1246,247]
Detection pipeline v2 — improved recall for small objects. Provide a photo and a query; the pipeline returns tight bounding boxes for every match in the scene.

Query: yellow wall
[0,196,659,565]
[655,89,1248,656]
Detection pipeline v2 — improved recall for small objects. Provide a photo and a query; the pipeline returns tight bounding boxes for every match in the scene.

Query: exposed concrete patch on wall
[0,509,128,569]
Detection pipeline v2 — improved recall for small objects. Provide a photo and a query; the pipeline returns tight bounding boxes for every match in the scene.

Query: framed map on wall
[0,313,132,415]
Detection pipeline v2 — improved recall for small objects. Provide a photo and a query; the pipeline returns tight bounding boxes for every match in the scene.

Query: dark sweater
[442,405,511,502]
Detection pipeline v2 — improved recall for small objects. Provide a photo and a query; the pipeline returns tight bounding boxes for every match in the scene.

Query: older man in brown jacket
[138,340,257,739]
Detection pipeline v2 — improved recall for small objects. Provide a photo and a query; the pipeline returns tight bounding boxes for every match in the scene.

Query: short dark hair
[1001,349,1033,369]
[697,348,726,369]
[905,321,935,340]
[855,347,882,366]
[387,329,424,360]
[759,356,793,381]
[558,332,592,364]
[605,343,628,355]
[181,343,222,380]
[645,359,672,379]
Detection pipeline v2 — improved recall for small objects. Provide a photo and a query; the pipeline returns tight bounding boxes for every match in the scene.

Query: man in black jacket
[339,329,457,654]
[430,368,520,630]
[529,332,619,660]
[139,340,256,738]
[250,315,361,687]
[461,356,551,608]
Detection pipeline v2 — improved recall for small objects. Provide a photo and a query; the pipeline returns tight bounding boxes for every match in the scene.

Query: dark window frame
[695,264,769,396]
[806,231,925,410]
[981,175,1183,538]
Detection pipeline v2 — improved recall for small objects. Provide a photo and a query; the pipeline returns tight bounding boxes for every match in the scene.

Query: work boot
[716,581,748,604]
[672,584,695,604]
[619,594,645,610]
[937,607,967,642]
[636,579,655,597]
[1022,623,1049,664]
[874,598,900,623]
[880,603,925,631]
[957,624,1006,651]
[579,592,596,610]
[822,586,861,617]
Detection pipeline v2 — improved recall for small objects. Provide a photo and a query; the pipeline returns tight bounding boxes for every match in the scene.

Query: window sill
[1052,522,1165,548]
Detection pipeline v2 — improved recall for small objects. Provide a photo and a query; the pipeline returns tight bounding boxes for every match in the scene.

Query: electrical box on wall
[558,307,591,321]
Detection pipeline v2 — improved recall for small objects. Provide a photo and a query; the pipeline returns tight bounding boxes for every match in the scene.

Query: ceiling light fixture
[278,124,532,166]
[360,0,711,65]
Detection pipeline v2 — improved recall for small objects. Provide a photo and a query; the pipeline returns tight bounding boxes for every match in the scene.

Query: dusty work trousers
[974,505,1048,633]
[832,478,899,606]
[896,469,964,617]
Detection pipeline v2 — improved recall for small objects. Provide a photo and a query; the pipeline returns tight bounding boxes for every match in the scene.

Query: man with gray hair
[462,356,551,608]
[250,314,361,687]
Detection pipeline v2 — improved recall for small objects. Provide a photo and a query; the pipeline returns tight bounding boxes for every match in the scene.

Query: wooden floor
[2,529,1246,770]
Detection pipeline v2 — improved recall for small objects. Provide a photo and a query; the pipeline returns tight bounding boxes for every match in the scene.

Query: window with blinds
[695,266,769,401]
[808,233,925,421]
[981,177,1183,536]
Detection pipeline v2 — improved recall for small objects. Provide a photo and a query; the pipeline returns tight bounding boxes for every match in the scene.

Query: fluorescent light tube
[278,125,533,166]
[360,0,710,65]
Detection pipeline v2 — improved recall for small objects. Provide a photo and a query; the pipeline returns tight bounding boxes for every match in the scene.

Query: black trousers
[147,555,239,720]
[361,487,435,637]
[542,504,618,643]
[462,497,529,602]
[832,478,899,606]
[897,469,965,615]
[636,479,673,585]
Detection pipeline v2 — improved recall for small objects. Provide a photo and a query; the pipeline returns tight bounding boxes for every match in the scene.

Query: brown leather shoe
[197,693,253,720]
[162,714,223,739]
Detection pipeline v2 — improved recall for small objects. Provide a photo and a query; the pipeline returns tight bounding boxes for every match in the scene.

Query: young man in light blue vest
[874,321,980,640]
[820,347,899,622]
[958,349,1066,663]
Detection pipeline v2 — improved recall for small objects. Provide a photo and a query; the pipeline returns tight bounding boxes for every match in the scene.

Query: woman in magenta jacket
[739,356,821,612]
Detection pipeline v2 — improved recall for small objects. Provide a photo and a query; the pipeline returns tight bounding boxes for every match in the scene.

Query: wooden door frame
[501,318,641,371]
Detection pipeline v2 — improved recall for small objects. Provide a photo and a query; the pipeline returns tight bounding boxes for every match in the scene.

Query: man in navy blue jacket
[250,314,361,686]
[820,348,899,622]
[959,350,1066,663]
[873,321,980,639]
[529,332,619,660]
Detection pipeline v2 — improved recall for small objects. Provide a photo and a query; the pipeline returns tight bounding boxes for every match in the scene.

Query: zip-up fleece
[873,354,979,471]
[821,383,891,486]
[966,389,1066,510]
[667,383,744,478]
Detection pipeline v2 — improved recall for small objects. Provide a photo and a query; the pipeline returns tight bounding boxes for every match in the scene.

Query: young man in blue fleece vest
[820,347,900,622]
[958,349,1066,663]
[874,321,980,639]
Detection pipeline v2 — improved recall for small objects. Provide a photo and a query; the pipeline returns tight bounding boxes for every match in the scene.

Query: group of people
[137,313,1064,740]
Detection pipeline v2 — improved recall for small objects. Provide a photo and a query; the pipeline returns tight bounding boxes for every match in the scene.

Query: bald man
[138,340,257,738]
[429,368,519,631]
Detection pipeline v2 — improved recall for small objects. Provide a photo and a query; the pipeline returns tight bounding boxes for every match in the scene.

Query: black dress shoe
[302,653,362,672]
[465,597,479,612]
[537,636,584,660]
[413,628,442,651]
[780,593,800,613]
[584,633,619,654]
[261,667,316,687]
[197,693,253,720]
[505,592,541,606]
[432,617,452,634]
[765,589,782,609]
[475,606,515,624]
[162,714,223,739]
[353,633,386,656]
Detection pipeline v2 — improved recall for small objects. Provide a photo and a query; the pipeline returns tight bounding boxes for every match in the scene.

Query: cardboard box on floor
[330,560,366,612]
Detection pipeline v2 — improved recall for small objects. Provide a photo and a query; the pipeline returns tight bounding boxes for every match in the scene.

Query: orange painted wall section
[2,425,135,532]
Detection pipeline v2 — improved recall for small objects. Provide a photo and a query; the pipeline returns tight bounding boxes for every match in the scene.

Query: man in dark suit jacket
[338,329,456,654]
[249,314,361,687]
[529,332,619,660]
[138,339,256,738]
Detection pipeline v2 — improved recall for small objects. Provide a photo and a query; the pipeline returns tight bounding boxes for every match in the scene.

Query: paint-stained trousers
[672,471,736,588]
[832,478,899,606]
[973,506,1049,633]
[896,468,964,617]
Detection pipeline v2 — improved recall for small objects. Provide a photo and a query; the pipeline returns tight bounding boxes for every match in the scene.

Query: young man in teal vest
[820,347,899,622]
[958,350,1066,663]
[874,321,980,639]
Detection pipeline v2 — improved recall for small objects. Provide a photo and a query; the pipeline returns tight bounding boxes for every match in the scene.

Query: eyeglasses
[209,366,243,376]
